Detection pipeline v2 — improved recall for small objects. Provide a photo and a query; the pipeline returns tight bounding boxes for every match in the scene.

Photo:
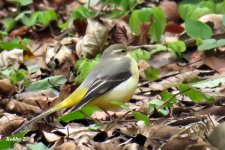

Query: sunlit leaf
[185,20,212,39]
[150,7,166,43]
[133,111,150,125]
[144,66,159,81]
[26,75,67,91]
[26,142,48,150]
[198,39,225,51]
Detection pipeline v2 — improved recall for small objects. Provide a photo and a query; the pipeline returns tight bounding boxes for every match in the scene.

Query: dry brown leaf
[102,18,133,45]
[208,122,225,150]
[43,131,61,142]
[0,113,21,125]
[0,79,16,96]
[9,25,29,38]
[140,125,181,149]
[199,14,225,33]
[160,1,179,22]
[149,70,200,91]
[0,119,24,136]
[202,52,225,73]
[161,137,203,150]
[91,141,123,150]
[55,142,77,150]
[149,51,177,69]
[6,100,42,114]
[0,49,23,69]
[76,19,108,58]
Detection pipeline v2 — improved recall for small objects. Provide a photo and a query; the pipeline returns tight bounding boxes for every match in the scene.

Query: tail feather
[12,106,58,135]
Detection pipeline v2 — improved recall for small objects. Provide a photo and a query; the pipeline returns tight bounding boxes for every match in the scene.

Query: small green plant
[0,67,31,87]
[0,38,30,51]
[129,7,166,43]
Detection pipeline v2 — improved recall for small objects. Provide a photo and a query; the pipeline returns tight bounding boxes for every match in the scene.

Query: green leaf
[72,6,95,20]
[149,7,166,43]
[58,106,100,123]
[21,10,57,27]
[222,14,225,27]
[130,49,151,62]
[129,8,152,36]
[9,69,28,84]
[111,100,130,111]
[2,17,16,32]
[74,56,100,83]
[167,40,186,55]
[178,84,213,103]
[198,39,225,51]
[26,75,67,91]
[18,0,33,6]
[0,38,28,51]
[148,99,169,116]
[38,10,57,27]
[27,65,41,74]
[58,111,86,122]
[185,20,212,39]
[133,111,150,125]
[7,0,33,6]
[21,14,38,27]
[161,91,177,108]
[88,123,102,130]
[0,131,27,149]
[178,0,214,20]
[191,75,225,88]
[144,66,159,81]
[27,142,49,150]
[216,1,225,14]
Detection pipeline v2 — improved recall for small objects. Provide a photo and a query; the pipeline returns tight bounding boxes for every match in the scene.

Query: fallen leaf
[160,1,179,22]
[0,119,24,136]
[0,49,23,69]
[6,100,42,114]
[76,19,108,58]
[0,79,16,96]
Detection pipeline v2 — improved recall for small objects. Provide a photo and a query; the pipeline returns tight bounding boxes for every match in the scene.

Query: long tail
[12,87,87,135]
[12,106,59,135]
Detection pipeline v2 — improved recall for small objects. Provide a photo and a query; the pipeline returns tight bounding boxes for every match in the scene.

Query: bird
[12,44,139,134]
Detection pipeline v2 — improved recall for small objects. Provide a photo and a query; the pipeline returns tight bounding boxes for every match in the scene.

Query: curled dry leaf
[102,18,133,44]
[9,25,29,38]
[6,100,42,114]
[43,131,61,142]
[46,45,76,76]
[0,113,21,126]
[76,19,108,58]
[199,14,225,33]
[0,79,16,96]
[0,119,24,136]
[0,49,23,69]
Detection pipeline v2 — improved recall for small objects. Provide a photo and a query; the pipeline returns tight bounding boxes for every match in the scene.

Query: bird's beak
[127,46,142,51]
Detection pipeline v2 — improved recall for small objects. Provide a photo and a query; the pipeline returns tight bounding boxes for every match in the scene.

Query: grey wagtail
[12,44,139,134]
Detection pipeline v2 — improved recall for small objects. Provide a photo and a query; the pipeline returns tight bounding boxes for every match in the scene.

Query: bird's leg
[98,106,115,121]
[105,111,131,132]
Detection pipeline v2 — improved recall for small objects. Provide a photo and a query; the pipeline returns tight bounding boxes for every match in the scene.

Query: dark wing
[70,60,131,112]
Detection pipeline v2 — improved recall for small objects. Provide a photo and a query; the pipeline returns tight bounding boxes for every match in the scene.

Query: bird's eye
[121,49,126,53]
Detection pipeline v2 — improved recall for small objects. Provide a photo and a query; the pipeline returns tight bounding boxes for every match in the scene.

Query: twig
[156,88,190,110]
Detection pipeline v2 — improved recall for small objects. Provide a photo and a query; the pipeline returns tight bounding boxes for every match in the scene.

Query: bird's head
[102,44,130,59]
